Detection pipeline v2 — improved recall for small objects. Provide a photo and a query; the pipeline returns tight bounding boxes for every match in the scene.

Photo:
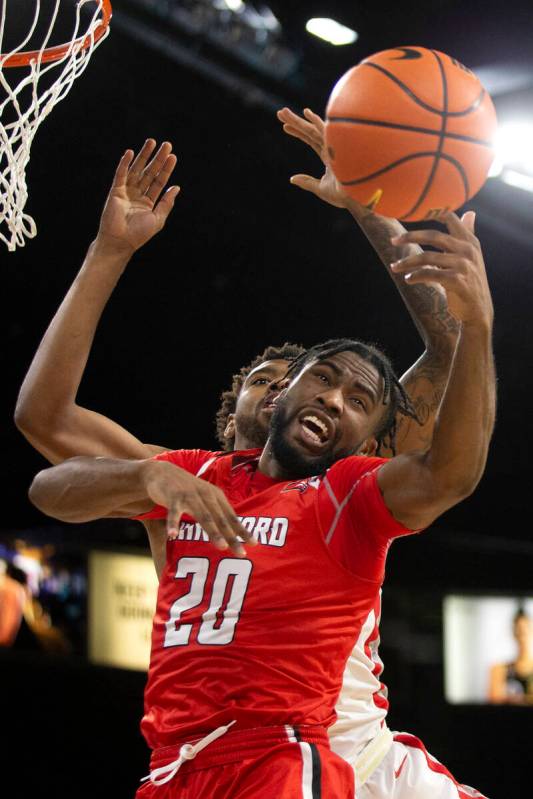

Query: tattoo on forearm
[357,212,461,341]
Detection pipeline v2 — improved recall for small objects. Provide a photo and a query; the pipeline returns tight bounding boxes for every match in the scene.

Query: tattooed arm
[277,106,460,454]
[350,204,460,455]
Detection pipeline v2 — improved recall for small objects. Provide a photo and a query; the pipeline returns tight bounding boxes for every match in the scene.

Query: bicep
[390,347,455,456]
[376,453,448,531]
[25,404,170,464]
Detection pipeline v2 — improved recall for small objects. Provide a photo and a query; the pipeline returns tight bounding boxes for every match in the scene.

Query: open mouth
[298,413,332,449]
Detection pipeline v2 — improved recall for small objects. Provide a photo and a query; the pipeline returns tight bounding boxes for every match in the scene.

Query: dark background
[2,1,533,796]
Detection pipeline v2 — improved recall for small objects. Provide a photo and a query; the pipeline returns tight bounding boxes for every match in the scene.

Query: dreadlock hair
[285,338,420,457]
[215,342,306,450]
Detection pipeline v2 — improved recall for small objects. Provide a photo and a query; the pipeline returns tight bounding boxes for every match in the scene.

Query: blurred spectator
[489,608,533,704]
[0,561,27,646]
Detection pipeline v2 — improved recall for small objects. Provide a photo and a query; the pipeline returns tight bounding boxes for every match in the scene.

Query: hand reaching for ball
[390,211,493,327]
[277,107,367,212]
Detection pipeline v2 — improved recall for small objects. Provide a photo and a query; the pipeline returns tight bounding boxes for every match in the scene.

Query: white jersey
[329,595,489,799]
[330,591,388,760]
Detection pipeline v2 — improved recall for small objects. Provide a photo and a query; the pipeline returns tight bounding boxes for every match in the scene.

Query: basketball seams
[363,61,486,118]
[401,50,450,219]
[326,117,493,149]
[339,151,470,198]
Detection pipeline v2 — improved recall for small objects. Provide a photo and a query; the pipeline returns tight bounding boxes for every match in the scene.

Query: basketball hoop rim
[0,0,112,68]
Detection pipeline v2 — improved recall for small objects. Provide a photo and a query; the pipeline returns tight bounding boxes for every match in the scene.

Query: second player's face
[269,351,386,476]
[232,359,290,449]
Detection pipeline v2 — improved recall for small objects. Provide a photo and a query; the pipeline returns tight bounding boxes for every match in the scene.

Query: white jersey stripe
[299,742,314,799]
[285,724,297,743]
[323,475,340,510]
[196,456,217,477]
[325,466,383,545]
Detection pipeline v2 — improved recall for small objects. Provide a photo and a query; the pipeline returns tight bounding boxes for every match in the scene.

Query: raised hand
[143,461,257,558]
[97,139,180,253]
[390,212,493,327]
[277,106,361,210]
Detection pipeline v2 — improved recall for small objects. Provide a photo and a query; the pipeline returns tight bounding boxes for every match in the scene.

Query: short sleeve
[132,449,218,521]
[324,456,421,580]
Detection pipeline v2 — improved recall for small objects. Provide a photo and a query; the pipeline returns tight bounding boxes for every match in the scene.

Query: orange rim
[1,0,112,68]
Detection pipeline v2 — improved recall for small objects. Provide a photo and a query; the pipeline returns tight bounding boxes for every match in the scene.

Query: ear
[224,414,236,441]
[357,436,378,457]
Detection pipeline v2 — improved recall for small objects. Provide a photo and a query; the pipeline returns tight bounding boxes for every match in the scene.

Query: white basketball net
[0,1,110,251]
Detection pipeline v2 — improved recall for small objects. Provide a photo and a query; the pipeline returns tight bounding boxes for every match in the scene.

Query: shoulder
[325,455,388,496]
[324,455,420,541]
[152,449,221,475]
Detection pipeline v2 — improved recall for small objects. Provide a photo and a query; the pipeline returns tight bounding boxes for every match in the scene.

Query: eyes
[313,371,367,410]
[251,377,270,386]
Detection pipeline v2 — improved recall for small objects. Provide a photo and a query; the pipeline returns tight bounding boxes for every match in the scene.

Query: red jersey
[137,449,417,750]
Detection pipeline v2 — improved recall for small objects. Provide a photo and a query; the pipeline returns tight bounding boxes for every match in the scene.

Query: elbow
[14,399,52,441]
[28,471,56,518]
[28,471,78,523]
[415,466,485,526]
[436,468,485,510]
[14,400,33,435]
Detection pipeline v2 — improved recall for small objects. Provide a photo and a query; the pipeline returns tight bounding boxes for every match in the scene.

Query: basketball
[325,46,497,221]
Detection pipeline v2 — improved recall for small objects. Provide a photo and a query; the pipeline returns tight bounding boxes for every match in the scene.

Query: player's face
[229,359,290,449]
[268,351,385,477]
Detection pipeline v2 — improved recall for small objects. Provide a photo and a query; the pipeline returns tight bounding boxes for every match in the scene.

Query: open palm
[98,139,180,252]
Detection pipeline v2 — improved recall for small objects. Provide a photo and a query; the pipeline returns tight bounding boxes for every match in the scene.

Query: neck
[233,435,260,451]
[257,442,290,479]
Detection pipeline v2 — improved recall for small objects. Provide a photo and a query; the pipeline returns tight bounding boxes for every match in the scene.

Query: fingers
[154,185,181,225]
[112,150,134,189]
[277,106,324,134]
[167,487,256,559]
[398,265,467,292]
[277,107,324,155]
[144,153,178,204]
[440,209,477,240]
[167,495,184,538]
[289,174,321,195]
[460,210,476,233]
[391,251,471,276]
[127,138,157,182]
[303,107,325,133]
[391,227,476,256]
[213,494,258,557]
[124,140,178,209]
[138,142,174,196]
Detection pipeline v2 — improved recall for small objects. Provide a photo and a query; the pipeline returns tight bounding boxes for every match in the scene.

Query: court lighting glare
[500,169,533,193]
[488,122,533,192]
[305,18,358,46]
[223,0,245,10]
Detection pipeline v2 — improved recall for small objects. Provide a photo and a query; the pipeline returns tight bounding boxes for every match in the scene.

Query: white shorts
[360,732,489,799]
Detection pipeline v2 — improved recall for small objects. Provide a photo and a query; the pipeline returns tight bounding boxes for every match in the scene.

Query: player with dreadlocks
[29,211,495,797]
[283,338,418,458]
[16,113,459,580]
[19,111,488,798]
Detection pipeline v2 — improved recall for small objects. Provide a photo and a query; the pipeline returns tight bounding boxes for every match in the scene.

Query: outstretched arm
[28,456,255,559]
[15,140,180,465]
[277,107,459,454]
[377,212,496,530]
